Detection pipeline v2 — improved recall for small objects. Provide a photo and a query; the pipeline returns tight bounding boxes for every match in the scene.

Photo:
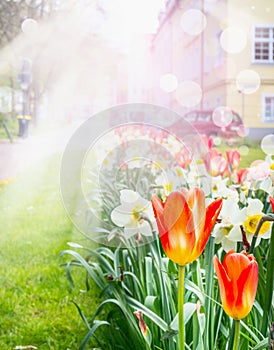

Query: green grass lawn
[217,138,266,168]
[0,155,100,349]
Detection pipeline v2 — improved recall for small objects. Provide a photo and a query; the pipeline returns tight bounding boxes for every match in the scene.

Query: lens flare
[160,73,178,93]
[180,9,207,36]
[175,81,202,108]
[236,69,261,94]
[220,27,247,54]
[261,134,274,155]
[212,106,233,127]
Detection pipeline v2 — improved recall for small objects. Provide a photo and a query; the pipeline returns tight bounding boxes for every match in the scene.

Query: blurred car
[169,109,243,140]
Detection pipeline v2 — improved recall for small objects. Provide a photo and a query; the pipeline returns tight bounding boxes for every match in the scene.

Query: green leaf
[79,320,110,350]
[126,296,168,331]
[60,250,105,289]
[144,295,159,313]
[252,338,269,350]
[170,302,197,331]
[185,279,205,304]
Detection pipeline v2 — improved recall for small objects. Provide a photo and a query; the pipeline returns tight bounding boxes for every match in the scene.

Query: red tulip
[269,196,274,212]
[226,150,241,170]
[152,188,222,266]
[213,250,258,320]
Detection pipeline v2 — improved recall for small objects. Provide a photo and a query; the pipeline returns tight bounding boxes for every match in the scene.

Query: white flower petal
[247,198,264,215]
[124,227,139,239]
[212,225,225,243]
[232,208,247,225]
[260,227,272,239]
[111,205,132,227]
[222,238,237,252]
[139,222,153,236]
[226,225,242,242]
[259,177,272,194]
[120,190,140,203]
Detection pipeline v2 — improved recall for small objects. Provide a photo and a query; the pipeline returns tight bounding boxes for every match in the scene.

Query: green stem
[204,236,215,349]
[232,319,240,350]
[152,231,173,350]
[178,265,185,350]
[261,223,274,335]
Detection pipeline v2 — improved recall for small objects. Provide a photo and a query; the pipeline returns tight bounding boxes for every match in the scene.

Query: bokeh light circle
[236,69,261,94]
[213,137,222,146]
[160,73,178,93]
[261,134,274,155]
[239,145,249,156]
[180,9,207,36]
[212,106,233,127]
[21,18,38,35]
[175,81,202,108]
[237,125,249,137]
[220,27,247,54]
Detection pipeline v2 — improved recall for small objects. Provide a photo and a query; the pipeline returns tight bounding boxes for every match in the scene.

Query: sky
[100,0,166,42]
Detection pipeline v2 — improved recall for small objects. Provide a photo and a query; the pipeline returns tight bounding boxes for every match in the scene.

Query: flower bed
[61,126,274,350]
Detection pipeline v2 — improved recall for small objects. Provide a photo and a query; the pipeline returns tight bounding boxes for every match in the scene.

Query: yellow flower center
[176,168,183,177]
[244,214,270,235]
[270,163,274,171]
[132,205,146,221]
[165,182,173,194]
[223,225,233,236]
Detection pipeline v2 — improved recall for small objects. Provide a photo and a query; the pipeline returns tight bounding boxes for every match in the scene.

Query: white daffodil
[155,166,186,197]
[212,198,245,252]
[187,161,211,196]
[211,176,229,198]
[258,176,273,195]
[110,190,155,239]
[242,198,272,246]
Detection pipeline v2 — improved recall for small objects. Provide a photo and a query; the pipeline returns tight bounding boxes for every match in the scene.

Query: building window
[262,94,274,123]
[252,25,274,63]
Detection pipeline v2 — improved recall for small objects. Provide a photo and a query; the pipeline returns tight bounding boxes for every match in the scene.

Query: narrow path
[0,121,82,180]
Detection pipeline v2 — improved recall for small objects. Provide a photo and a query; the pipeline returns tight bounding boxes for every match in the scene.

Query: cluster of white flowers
[86,125,273,249]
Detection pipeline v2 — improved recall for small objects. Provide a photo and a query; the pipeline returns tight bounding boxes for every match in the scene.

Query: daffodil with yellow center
[244,214,270,235]
[242,198,272,246]
[111,190,156,239]
[132,205,146,221]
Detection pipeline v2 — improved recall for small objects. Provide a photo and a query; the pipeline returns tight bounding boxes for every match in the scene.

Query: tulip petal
[151,195,167,239]
[162,191,195,265]
[163,191,193,234]
[213,255,234,310]
[196,197,222,255]
[186,188,206,239]
[269,196,274,212]
[223,250,250,281]
[151,195,164,218]
[235,259,258,319]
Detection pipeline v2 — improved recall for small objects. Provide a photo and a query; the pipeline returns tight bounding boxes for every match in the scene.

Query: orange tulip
[269,196,274,212]
[213,250,258,320]
[151,188,222,266]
